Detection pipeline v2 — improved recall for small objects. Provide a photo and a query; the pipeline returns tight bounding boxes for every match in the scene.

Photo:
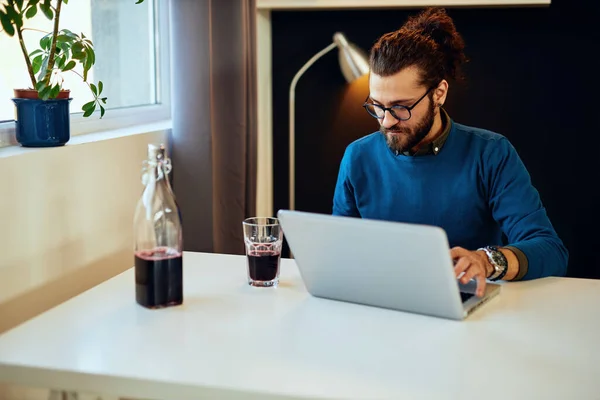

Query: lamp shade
[333,32,370,83]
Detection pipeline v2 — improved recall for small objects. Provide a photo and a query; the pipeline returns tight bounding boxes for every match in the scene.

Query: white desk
[0,252,599,400]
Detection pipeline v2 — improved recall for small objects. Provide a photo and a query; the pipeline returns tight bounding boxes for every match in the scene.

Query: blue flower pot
[11,97,72,147]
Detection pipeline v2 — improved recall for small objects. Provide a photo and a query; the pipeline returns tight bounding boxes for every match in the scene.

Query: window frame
[0,0,171,148]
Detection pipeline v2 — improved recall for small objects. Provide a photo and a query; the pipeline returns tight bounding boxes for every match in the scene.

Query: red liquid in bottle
[135,247,183,308]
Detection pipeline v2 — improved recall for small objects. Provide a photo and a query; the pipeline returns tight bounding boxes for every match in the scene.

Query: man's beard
[381,100,435,154]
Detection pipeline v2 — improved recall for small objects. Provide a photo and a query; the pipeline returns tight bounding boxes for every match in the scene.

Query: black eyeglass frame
[362,85,436,121]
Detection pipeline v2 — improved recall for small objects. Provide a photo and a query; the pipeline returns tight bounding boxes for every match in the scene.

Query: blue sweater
[332,121,568,280]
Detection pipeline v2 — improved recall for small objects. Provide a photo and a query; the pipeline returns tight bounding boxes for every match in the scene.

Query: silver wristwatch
[478,246,508,281]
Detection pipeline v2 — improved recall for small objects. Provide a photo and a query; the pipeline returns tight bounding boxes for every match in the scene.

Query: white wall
[0,128,167,399]
[0,129,167,333]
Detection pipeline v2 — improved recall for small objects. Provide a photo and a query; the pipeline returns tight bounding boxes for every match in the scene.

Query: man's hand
[450,247,493,297]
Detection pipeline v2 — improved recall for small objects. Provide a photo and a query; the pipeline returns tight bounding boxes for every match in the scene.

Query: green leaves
[25,0,42,9]
[34,80,45,92]
[4,0,52,24]
[30,28,95,84]
[25,5,36,18]
[35,80,56,100]
[0,0,24,37]
[33,73,61,100]
[25,26,105,115]
[55,30,95,81]
[31,53,43,74]
[49,83,60,98]
[39,33,51,50]
[2,0,145,117]
[81,80,107,118]
[82,100,95,117]
[62,60,75,71]
[36,54,49,82]
[40,0,52,20]
[0,12,16,36]
[29,48,43,58]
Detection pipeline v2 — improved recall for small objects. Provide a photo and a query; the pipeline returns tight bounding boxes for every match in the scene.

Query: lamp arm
[288,42,338,211]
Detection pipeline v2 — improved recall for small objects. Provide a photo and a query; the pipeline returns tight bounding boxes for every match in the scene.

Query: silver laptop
[277,209,501,320]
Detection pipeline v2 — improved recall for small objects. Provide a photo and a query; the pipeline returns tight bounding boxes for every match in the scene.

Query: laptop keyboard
[460,292,475,303]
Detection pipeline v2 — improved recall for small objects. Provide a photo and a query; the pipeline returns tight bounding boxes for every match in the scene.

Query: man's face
[368,66,436,153]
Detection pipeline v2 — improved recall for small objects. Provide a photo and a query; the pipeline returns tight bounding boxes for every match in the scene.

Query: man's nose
[381,110,399,129]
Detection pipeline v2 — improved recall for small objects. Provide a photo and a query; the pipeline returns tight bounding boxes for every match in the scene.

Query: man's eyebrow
[369,96,413,105]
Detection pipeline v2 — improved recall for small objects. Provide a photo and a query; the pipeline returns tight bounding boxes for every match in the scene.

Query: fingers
[461,266,479,284]
[453,256,488,297]
[454,257,471,278]
[450,246,469,260]
[475,274,487,298]
[451,247,488,297]
[457,261,487,297]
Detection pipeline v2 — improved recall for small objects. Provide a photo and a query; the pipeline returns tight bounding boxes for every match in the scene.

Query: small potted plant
[0,0,144,147]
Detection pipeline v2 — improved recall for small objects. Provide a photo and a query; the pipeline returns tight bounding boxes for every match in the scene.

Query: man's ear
[435,79,449,107]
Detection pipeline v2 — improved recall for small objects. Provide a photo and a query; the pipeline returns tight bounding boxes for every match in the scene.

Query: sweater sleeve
[485,137,568,280]
[332,146,360,217]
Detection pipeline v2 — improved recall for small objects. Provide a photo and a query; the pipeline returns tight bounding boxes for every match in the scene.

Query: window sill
[0,119,172,160]
[0,101,171,149]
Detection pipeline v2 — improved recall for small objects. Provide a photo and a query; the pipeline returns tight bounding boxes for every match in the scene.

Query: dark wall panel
[272,0,600,278]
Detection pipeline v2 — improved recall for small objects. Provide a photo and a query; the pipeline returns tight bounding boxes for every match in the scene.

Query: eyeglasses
[363,86,435,122]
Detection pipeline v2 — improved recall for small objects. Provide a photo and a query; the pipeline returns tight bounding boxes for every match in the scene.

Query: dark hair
[369,7,467,88]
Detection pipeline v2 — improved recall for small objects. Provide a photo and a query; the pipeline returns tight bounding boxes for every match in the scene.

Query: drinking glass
[242,217,282,287]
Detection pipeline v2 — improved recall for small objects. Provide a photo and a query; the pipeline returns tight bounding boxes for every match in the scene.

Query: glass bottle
[133,143,183,308]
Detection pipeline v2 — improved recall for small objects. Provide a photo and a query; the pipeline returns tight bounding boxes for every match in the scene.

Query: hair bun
[368,7,467,82]
[405,8,456,49]
[402,7,467,80]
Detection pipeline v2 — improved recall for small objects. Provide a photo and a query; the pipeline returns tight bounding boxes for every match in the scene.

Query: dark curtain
[170,0,257,255]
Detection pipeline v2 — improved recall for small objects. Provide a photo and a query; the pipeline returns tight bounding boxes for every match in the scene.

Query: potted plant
[0,0,144,147]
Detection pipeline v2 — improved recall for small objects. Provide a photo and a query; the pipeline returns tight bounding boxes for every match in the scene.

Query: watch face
[488,247,508,267]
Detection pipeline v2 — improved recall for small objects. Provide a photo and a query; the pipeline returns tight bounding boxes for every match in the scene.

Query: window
[0,0,170,146]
